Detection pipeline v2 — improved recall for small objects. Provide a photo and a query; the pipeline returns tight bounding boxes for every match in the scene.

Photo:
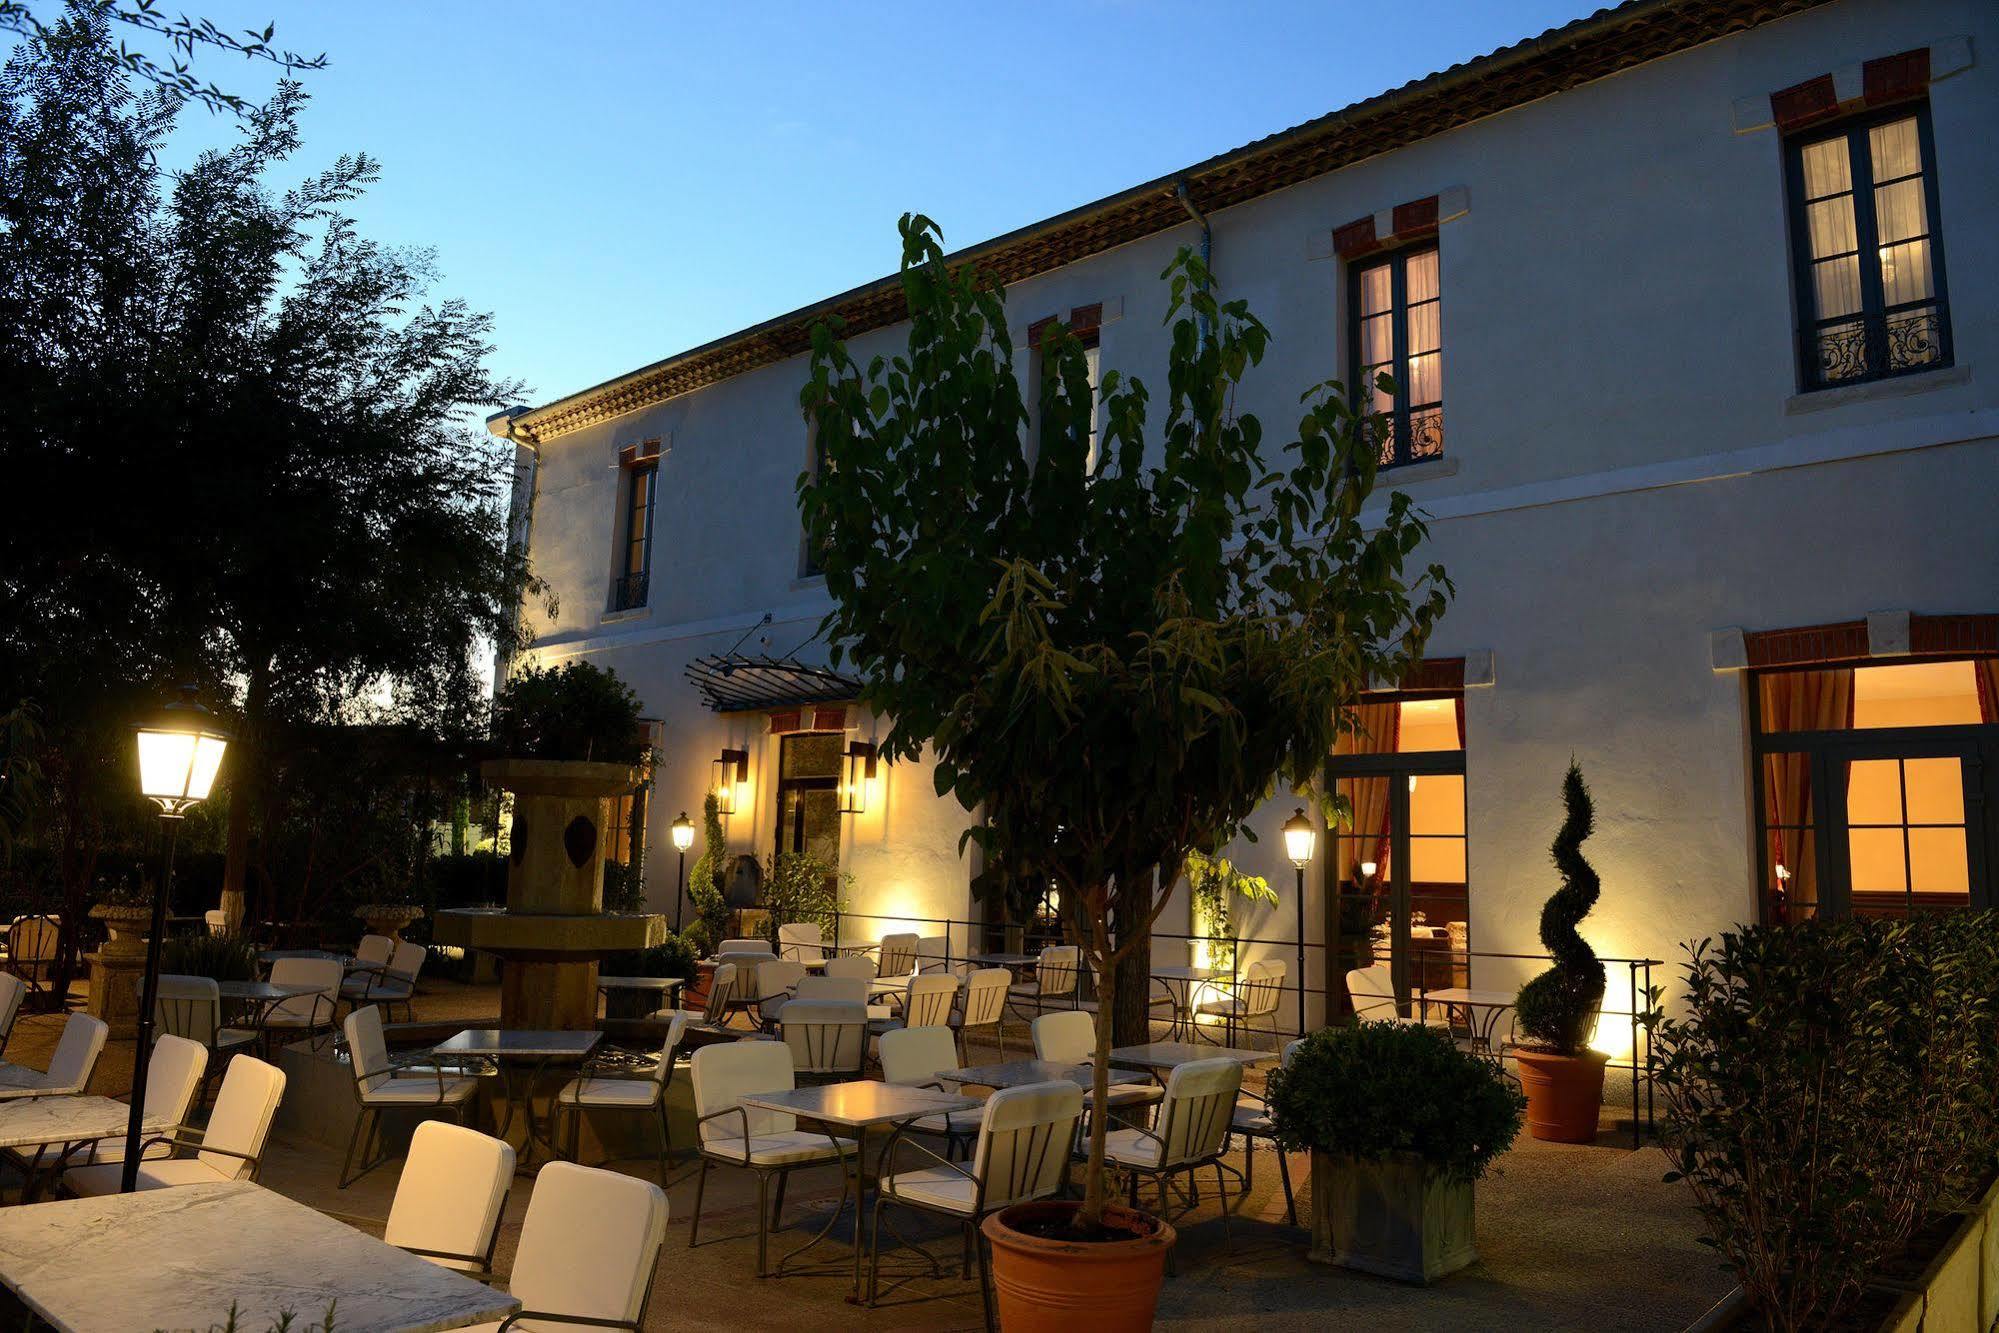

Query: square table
[0,1094,178,1195]
[0,1180,516,1331]
[936,1058,1153,1092]
[597,974,686,1014]
[1109,1041,1276,1075]
[432,1029,600,1170]
[1418,986,1518,1059]
[739,1079,979,1301]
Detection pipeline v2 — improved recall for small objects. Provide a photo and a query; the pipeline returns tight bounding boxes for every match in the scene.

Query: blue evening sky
[134,1,1594,410]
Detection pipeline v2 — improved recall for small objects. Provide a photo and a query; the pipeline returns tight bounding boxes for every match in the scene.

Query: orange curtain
[1337,702,1400,878]
[1757,669,1854,920]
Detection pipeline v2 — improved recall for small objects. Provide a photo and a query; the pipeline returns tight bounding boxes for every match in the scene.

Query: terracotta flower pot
[982,1199,1175,1332]
[1514,1047,1608,1142]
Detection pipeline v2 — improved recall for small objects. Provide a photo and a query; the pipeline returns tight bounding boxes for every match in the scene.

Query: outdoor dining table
[0,1094,177,1197]
[431,1028,600,1171]
[597,974,685,1005]
[218,977,327,1039]
[738,1078,979,1303]
[934,1057,1154,1092]
[1418,986,1518,1060]
[1108,1040,1277,1074]
[1149,964,1215,1041]
[0,1179,517,1331]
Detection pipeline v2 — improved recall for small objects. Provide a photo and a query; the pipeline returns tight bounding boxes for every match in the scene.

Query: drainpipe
[1174,180,1213,349]
[486,405,537,697]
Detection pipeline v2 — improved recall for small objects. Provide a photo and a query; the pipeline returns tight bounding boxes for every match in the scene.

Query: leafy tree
[0,10,532,936]
[1185,847,1276,975]
[1513,761,1607,1055]
[491,662,648,764]
[801,215,1448,1229]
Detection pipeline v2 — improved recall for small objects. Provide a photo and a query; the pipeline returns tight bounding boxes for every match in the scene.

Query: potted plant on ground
[1268,1020,1522,1281]
[1512,761,1610,1142]
[800,216,1448,1325]
[599,932,699,1021]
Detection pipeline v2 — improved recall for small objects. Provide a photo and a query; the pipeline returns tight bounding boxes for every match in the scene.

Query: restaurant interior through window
[1327,685,1467,1012]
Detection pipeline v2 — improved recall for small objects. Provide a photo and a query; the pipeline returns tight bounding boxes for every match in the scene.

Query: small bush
[1515,762,1606,1055]
[604,931,698,980]
[491,662,647,764]
[1267,1021,1524,1182]
[160,932,262,983]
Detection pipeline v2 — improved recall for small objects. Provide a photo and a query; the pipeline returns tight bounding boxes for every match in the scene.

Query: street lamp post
[670,811,694,933]
[1282,807,1317,1040]
[127,688,229,1192]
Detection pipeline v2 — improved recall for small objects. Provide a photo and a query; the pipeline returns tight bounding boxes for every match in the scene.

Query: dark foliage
[490,663,647,765]
[1514,762,1607,1055]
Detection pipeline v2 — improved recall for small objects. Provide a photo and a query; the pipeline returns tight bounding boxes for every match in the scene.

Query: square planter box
[1307,1150,1477,1284]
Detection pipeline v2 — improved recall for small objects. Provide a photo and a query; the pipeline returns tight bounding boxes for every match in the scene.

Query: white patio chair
[779,999,868,1083]
[877,1026,981,1157]
[880,972,958,1033]
[1195,959,1287,1049]
[203,909,228,937]
[153,974,257,1104]
[260,956,343,1050]
[461,1163,667,1333]
[62,1054,286,1196]
[952,968,1011,1061]
[913,935,952,973]
[1032,1010,1162,1114]
[1104,1057,1244,1267]
[869,933,921,998]
[1345,963,1441,1026]
[340,940,425,1023]
[338,1004,479,1188]
[9,1011,110,1096]
[0,971,26,1060]
[10,1034,207,1186]
[1005,945,1079,1024]
[554,1012,687,1181]
[688,1039,849,1276]
[868,1079,1085,1323]
[384,1120,515,1276]
[714,951,773,1027]
[351,932,395,973]
[822,953,877,984]
[794,974,866,1005]
[753,957,808,1029]
[1232,1038,1304,1227]
[776,922,826,964]
[5,916,60,1008]
[716,937,774,957]
[687,962,737,1031]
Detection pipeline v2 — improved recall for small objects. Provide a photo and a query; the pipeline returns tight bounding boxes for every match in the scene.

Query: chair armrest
[497,1312,639,1331]
[873,1121,975,1187]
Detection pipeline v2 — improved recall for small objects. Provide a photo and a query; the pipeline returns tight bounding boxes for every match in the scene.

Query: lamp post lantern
[1282,807,1317,1039]
[670,811,694,932]
[126,687,229,1192]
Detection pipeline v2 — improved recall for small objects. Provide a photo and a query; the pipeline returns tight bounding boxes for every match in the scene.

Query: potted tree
[678,793,730,1011]
[801,215,1448,1324]
[1512,762,1610,1142]
[1268,1021,1522,1281]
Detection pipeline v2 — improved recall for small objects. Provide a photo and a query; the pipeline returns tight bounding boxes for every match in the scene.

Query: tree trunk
[219,656,271,933]
[1111,867,1155,1047]
[1081,943,1116,1231]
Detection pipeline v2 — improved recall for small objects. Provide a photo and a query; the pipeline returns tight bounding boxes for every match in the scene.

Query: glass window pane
[1902,758,1965,825]
[1358,264,1392,316]
[1868,116,1921,182]
[1847,826,1908,893]
[1405,249,1439,304]
[1908,827,1969,898]
[780,732,843,779]
[1405,350,1441,406]
[1800,136,1851,199]
[1872,178,1928,246]
[1852,661,1981,728]
[1360,312,1393,369]
[1407,836,1465,886]
[1406,301,1441,355]
[1395,698,1458,752]
[1806,197,1857,260]
[1845,759,1903,826]
[1408,773,1464,835]
[1878,239,1934,307]
[1812,254,1862,319]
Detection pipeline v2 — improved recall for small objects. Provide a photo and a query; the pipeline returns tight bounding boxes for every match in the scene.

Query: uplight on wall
[711,748,748,815]
[840,741,879,815]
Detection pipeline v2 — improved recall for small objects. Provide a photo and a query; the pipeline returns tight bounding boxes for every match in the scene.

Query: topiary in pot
[1268,1021,1523,1282]
[1512,760,1610,1142]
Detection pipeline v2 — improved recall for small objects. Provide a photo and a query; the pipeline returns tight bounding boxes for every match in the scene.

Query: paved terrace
[0,978,1726,1331]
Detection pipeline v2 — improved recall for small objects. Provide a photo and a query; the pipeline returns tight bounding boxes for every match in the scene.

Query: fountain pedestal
[434,759,664,1031]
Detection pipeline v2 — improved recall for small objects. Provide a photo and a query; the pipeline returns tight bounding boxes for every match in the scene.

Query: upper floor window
[613,445,657,611]
[1785,104,1952,391]
[1349,244,1443,468]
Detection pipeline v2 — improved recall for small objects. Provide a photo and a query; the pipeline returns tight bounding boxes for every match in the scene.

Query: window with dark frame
[799,427,827,579]
[613,456,656,611]
[1348,244,1443,469]
[1029,309,1102,474]
[1784,102,1952,391]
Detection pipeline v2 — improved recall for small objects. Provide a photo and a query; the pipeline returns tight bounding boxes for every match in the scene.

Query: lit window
[613,458,656,611]
[1349,245,1443,468]
[1786,104,1952,390]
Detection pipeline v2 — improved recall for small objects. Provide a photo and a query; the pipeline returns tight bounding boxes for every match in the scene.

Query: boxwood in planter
[1268,1021,1523,1282]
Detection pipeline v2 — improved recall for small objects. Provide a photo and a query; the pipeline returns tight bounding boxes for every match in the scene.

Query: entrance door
[774,732,843,870]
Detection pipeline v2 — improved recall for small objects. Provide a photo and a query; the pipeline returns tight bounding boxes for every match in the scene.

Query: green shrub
[1267,1021,1523,1182]
[756,850,848,948]
[1654,912,1999,1332]
[160,932,261,983]
[491,662,647,764]
[685,792,728,952]
[603,931,698,980]
[1515,762,1607,1055]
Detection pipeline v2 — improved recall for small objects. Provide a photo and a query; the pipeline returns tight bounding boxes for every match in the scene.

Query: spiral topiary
[1514,761,1606,1056]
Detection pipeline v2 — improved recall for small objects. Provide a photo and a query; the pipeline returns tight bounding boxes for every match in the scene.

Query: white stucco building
[495,0,1998,1048]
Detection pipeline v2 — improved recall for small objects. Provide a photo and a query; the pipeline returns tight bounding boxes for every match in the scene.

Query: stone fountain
[434,758,665,1030]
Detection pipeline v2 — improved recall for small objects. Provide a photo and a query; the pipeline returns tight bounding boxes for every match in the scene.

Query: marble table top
[1109,1041,1276,1071]
[598,974,686,992]
[0,1063,78,1100]
[967,952,1038,968]
[219,979,326,1002]
[1150,965,1215,982]
[0,1094,174,1149]
[0,1180,516,1332]
[740,1079,979,1129]
[433,1028,602,1059]
[936,1058,1153,1091]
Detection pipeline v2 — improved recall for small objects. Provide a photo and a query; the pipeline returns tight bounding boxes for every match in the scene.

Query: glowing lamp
[135,689,230,818]
[840,741,878,815]
[711,749,748,815]
[1282,807,1316,869]
[670,811,694,852]
[1359,860,1378,881]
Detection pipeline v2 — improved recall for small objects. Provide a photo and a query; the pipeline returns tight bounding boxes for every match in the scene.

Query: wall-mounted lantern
[712,748,748,815]
[840,741,879,815]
